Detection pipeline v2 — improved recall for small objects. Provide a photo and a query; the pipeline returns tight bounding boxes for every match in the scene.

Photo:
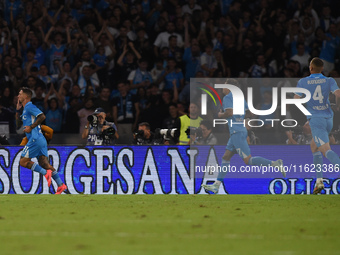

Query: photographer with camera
[154,128,178,145]
[285,121,312,145]
[133,122,163,145]
[82,107,118,145]
[191,120,217,145]
[175,102,203,145]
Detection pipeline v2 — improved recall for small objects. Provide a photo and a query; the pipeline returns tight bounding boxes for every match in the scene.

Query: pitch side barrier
[0,145,339,194]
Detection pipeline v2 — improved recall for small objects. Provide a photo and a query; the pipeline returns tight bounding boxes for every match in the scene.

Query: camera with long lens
[159,128,177,141]
[87,114,98,127]
[153,128,177,144]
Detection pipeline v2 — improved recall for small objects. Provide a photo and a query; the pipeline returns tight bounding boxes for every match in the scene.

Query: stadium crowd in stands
[0,0,340,144]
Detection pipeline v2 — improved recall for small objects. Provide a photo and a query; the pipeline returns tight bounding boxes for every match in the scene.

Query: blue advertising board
[0,145,339,194]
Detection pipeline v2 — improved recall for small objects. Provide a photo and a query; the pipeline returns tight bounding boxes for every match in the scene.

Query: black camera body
[101,127,116,140]
[87,114,98,127]
[134,130,145,139]
[0,134,10,145]
[134,129,153,145]
[185,127,202,138]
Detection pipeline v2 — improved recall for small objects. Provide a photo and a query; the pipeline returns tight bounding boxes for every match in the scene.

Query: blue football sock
[217,159,230,182]
[31,163,47,175]
[52,171,63,186]
[325,150,340,167]
[249,156,272,166]
[313,151,323,178]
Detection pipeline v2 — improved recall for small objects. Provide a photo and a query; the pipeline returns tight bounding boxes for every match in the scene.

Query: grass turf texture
[0,195,339,255]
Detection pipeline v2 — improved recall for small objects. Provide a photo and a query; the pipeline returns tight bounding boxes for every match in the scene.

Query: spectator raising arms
[43,83,63,133]
[0,0,340,143]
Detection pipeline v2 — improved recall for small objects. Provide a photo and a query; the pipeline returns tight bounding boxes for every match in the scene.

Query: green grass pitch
[0,195,339,255]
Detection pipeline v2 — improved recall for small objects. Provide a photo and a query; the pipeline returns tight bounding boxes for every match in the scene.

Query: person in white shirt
[291,42,311,72]
[200,44,217,77]
[153,21,183,58]
[182,0,202,15]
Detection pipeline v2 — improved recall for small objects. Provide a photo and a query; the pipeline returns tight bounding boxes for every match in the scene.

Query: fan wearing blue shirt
[16,88,67,194]
[202,79,284,194]
[295,57,340,194]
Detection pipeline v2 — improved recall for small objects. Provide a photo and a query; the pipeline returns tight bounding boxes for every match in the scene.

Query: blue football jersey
[21,102,44,140]
[296,73,339,118]
[223,92,248,134]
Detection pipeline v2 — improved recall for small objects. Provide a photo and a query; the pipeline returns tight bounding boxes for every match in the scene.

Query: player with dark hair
[294,57,340,194]
[202,80,284,194]
[16,87,67,194]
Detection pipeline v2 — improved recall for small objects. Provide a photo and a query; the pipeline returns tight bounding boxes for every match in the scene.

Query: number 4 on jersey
[312,85,324,103]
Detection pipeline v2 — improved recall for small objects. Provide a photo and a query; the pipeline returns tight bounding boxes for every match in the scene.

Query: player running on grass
[294,57,340,194]
[16,87,67,194]
[202,79,284,194]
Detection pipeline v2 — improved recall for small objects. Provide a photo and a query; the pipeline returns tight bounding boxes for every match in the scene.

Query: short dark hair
[54,32,63,38]
[69,97,79,103]
[27,75,36,80]
[13,56,22,66]
[27,47,36,55]
[100,86,111,92]
[117,80,127,86]
[167,57,176,63]
[225,78,240,88]
[21,87,33,99]
[30,66,38,72]
[34,84,45,91]
[310,57,324,68]
[168,102,177,108]
[48,97,58,107]
[168,35,177,41]
[138,58,148,64]
[139,122,150,130]
[155,58,163,64]
[81,49,90,55]
[296,42,305,49]
[200,120,213,130]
